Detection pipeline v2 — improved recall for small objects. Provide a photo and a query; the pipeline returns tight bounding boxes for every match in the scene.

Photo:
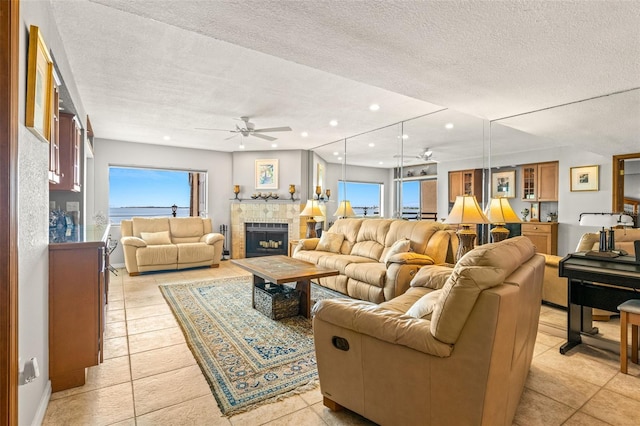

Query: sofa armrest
[313,298,452,357]
[201,233,224,245]
[297,238,320,251]
[121,236,147,248]
[543,253,561,268]
[386,252,435,267]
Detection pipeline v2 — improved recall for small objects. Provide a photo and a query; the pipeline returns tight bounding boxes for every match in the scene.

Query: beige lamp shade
[484,197,521,225]
[333,200,356,218]
[300,199,324,217]
[444,195,490,225]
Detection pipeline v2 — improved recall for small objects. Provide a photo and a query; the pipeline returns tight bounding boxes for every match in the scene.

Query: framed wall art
[255,159,279,190]
[26,25,54,143]
[570,165,599,192]
[492,170,516,198]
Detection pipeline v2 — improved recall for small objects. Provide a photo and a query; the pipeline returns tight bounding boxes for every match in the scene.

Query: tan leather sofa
[293,218,457,303]
[120,217,224,276]
[312,237,544,425]
[543,228,640,307]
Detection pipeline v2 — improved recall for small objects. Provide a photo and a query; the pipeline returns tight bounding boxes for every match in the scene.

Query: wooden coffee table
[232,255,339,318]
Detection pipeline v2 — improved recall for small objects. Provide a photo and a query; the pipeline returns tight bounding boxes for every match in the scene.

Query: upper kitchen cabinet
[521,161,558,202]
[449,169,483,203]
[51,112,81,192]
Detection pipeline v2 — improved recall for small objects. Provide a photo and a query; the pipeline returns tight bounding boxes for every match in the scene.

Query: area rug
[159,276,344,415]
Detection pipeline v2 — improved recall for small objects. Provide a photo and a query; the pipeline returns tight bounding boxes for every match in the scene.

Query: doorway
[612,152,640,226]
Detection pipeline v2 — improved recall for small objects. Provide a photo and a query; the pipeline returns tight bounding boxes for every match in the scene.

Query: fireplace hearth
[245,222,288,258]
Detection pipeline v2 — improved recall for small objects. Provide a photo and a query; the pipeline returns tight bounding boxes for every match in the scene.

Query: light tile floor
[42,262,640,425]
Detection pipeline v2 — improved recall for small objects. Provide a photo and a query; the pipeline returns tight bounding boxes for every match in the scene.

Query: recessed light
[333,151,339,156]
[329,120,338,127]
[163,135,171,141]
[400,134,409,140]
[369,104,380,111]
[301,131,308,137]
[337,157,342,161]
[239,144,245,150]
[368,143,375,147]
[445,123,454,129]
[271,143,278,148]
[379,161,384,165]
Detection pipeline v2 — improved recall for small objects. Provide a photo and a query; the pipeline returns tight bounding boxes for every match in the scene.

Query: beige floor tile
[581,388,640,426]
[512,388,575,426]
[524,364,600,408]
[128,326,186,354]
[108,419,136,426]
[532,346,619,387]
[299,387,323,406]
[104,336,129,360]
[107,300,125,311]
[535,330,564,347]
[125,293,166,309]
[130,343,196,380]
[136,394,230,426]
[263,407,325,426]
[123,286,162,301]
[310,401,376,425]
[132,365,211,416]
[127,313,177,335]
[229,395,307,425]
[50,356,132,400]
[105,320,127,339]
[604,367,640,402]
[108,286,124,302]
[532,342,552,358]
[43,382,134,426]
[106,308,126,323]
[126,303,172,320]
[563,411,612,426]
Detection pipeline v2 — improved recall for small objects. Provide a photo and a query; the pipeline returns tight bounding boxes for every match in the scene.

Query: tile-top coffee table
[232,255,339,318]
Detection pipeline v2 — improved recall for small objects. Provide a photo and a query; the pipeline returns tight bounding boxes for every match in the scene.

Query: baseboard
[32,380,51,426]
[111,262,125,269]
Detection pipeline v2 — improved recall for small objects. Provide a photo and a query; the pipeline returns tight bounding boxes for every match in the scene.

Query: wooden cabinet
[49,226,109,391]
[449,169,483,203]
[521,161,558,201]
[51,112,81,192]
[521,222,558,255]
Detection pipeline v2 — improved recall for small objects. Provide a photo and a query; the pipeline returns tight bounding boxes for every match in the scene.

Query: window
[401,180,420,219]
[338,181,383,217]
[109,167,205,223]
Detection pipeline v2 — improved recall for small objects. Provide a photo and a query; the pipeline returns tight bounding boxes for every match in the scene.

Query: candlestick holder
[233,185,240,200]
[289,184,296,201]
[325,189,331,200]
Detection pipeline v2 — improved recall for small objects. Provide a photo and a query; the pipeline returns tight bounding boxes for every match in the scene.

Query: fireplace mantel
[230,202,304,259]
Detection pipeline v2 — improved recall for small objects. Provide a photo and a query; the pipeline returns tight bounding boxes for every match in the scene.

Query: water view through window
[338,181,383,217]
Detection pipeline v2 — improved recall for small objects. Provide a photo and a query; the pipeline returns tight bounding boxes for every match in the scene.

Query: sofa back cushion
[170,217,205,243]
[431,236,535,344]
[327,218,364,254]
[350,219,392,261]
[384,220,455,264]
[132,217,170,238]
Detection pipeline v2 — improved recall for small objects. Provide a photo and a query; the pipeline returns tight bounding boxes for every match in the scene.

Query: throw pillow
[316,232,345,253]
[382,238,411,263]
[410,265,454,289]
[406,290,442,319]
[140,231,172,245]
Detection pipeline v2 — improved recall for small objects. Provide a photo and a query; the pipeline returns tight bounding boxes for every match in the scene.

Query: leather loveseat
[120,217,224,276]
[312,236,544,425]
[293,218,457,303]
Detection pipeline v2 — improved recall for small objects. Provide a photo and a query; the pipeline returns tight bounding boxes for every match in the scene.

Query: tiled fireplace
[230,202,304,259]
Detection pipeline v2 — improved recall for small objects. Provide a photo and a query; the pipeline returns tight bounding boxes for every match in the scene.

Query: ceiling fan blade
[251,133,277,141]
[195,127,234,132]
[224,133,239,141]
[252,126,292,133]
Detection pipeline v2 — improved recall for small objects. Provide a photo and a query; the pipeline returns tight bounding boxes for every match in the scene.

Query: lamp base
[456,225,477,262]
[305,218,318,238]
[490,225,510,243]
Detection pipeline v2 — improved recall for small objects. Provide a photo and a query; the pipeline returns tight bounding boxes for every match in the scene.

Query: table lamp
[300,199,324,238]
[484,197,521,243]
[445,195,490,261]
[333,200,356,219]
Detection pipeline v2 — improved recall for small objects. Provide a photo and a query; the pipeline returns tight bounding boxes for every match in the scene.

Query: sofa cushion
[294,249,332,264]
[350,219,392,261]
[380,238,410,263]
[410,265,454,289]
[406,289,442,319]
[132,217,170,237]
[316,232,345,253]
[326,218,364,254]
[170,217,205,243]
[344,262,387,288]
[431,237,535,344]
[136,245,178,267]
[140,231,172,245]
[177,242,215,264]
[318,254,376,275]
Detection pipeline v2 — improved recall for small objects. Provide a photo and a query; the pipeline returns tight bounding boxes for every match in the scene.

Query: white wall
[19,2,89,424]
[92,139,233,265]
[231,150,306,198]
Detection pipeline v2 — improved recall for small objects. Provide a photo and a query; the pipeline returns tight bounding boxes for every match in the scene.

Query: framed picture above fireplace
[255,159,279,190]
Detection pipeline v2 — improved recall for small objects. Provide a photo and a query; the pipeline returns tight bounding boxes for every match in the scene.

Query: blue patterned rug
[160,276,341,415]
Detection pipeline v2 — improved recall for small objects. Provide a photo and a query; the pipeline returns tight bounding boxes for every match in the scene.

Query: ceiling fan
[394,148,437,163]
[196,116,292,141]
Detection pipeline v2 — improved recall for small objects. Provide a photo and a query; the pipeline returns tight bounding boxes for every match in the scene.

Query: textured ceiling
[50,0,640,166]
